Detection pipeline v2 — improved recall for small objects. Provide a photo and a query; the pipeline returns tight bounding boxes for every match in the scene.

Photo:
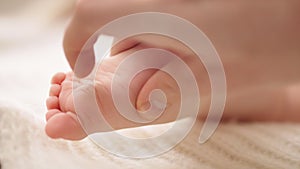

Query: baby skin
[46,0,300,140]
[45,44,182,140]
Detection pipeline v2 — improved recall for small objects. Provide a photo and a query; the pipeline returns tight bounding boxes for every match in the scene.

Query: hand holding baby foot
[46,0,300,140]
[45,44,188,140]
[45,35,300,141]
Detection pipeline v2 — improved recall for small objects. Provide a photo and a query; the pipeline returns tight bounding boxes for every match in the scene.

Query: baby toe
[46,109,61,121]
[51,72,66,85]
[46,96,59,110]
[49,84,61,96]
[45,112,87,140]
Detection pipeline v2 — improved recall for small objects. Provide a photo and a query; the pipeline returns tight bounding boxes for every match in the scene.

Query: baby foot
[45,44,172,140]
[45,69,161,141]
[45,72,87,140]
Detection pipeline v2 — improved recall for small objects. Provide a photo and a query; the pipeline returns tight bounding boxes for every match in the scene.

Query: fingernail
[137,90,167,113]
[137,101,150,112]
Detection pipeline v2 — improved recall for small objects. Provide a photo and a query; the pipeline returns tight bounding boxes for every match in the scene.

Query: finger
[63,0,187,70]
[63,0,151,69]
[136,69,181,124]
[223,84,300,121]
[280,84,300,121]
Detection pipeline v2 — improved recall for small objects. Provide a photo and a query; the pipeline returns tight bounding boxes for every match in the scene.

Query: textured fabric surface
[0,101,300,169]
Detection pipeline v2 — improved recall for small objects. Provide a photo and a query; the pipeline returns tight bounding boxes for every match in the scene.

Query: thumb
[136,69,181,124]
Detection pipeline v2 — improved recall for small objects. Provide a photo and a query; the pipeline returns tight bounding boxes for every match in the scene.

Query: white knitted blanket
[1,100,300,169]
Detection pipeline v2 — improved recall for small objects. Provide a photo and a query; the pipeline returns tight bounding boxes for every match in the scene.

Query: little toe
[45,112,87,140]
[51,72,66,85]
[49,84,61,96]
[46,96,59,110]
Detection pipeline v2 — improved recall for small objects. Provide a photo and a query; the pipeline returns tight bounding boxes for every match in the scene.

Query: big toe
[45,111,87,140]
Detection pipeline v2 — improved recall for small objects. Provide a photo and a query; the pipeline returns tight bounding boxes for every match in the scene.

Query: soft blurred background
[0,0,75,116]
